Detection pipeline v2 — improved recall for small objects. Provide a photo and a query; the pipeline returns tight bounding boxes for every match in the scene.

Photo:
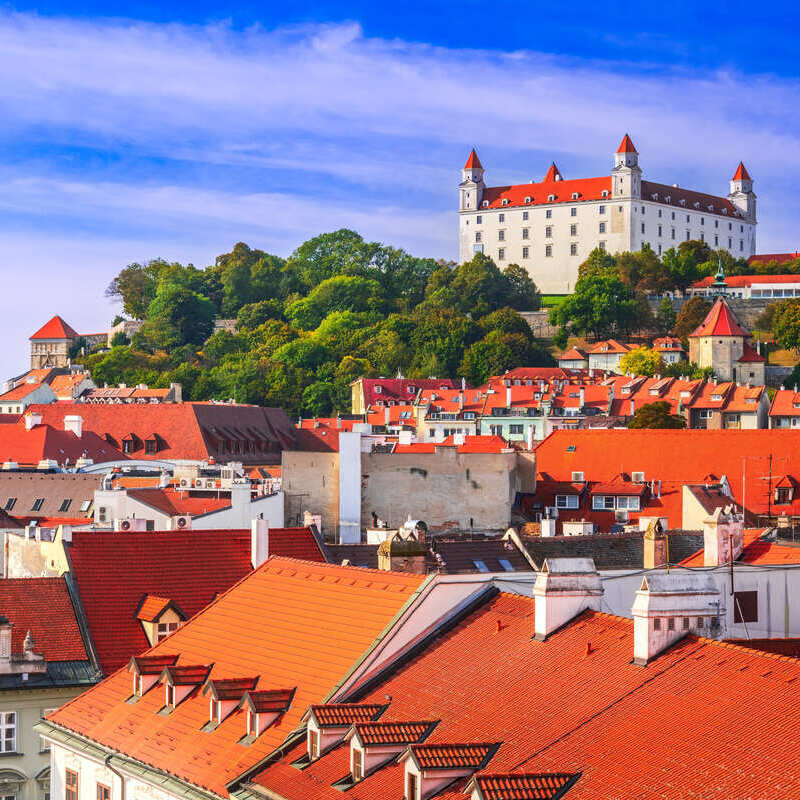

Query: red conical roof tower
[463,149,483,170]
[732,162,751,181]
[616,133,638,154]
[543,163,563,182]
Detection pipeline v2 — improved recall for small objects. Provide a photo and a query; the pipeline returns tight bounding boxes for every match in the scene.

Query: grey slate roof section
[0,659,97,690]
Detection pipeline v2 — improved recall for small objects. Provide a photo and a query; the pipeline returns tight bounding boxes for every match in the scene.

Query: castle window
[700,217,705,225]
[715,220,718,228]
[700,232,705,242]
[501,198,509,206]
[570,243,578,256]
[740,225,744,233]
[641,205,645,213]
[641,223,645,234]
[498,248,505,261]
[571,192,579,200]
[482,200,488,207]
[547,194,555,201]
[715,235,719,246]
[498,213,505,223]
[599,222,606,234]
[728,238,732,248]
[658,209,662,217]
[522,211,529,221]
[545,209,552,219]
[545,245,553,257]
[476,215,482,224]
[570,224,577,236]
[740,241,744,251]
[524,197,532,204]
[658,225,662,237]
[729,222,732,230]
[475,232,481,243]
[601,189,609,197]
[685,231,690,241]
[598,241,606,251]
[498,230,505,241]
[599,205,606,214]
[522,247,529,259]
[545,226,552,238]
[522,228,529,239]
[671,229,676,239]
[570,207,577,217]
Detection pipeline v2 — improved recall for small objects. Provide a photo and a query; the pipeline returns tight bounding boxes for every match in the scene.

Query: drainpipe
[105,754,126,800]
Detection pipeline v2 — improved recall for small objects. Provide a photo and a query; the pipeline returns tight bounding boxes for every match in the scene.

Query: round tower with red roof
[459,149,485,213]
[611,133,641,200]
[728,161,756,223]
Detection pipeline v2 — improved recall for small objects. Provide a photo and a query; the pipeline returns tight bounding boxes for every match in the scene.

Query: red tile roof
[48,559,427,796]
[737,342,766,363]
[355,720,436,745]
[616,133,637,153]
[27,402,294,464]
[410,742,499,770]
[125,487,232,517]
[360,379,461,408]
[586,339,632,355]
[542,163,563,182]
[689,298,748,337]
[0,577,88,661]
[732,161,751,181]
[0,420,127,467]
[473,773,579,800]
[311,703,386,727]
[252,593,800,800]
[691,273,800,288]
[464,150,483,170]
[769,389,800,417]
[748,253,800,265]
[244,688,295,713]
[0,383,50,402]
[481,176,611,211]
[640,180,738,217]
[682,528,800,567]
[65,529,254,673]
[558,348,587,361]
[30,315,79,340]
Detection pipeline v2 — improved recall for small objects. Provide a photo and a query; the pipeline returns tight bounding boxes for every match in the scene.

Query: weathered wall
[362,449,518,533]
[281,451,339,535]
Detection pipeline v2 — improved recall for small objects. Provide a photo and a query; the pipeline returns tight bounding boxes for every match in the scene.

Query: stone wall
[281,450,339,534]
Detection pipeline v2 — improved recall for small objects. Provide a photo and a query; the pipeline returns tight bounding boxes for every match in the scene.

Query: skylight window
[498,559,514,572]
[79,500,91,512]
[472,560,490,573]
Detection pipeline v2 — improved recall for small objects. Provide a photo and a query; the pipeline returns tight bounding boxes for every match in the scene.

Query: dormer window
[524,196,532,203]
[679,199,686,206]
[693,201,700,208]
[547,194,555,202]
[665,195,671,203]
[722,208,728,215]
[601,190,609,198]
[501,198,509,206]
[166,683,176,708]
[651,193,658,200]
[571,192,579,199]
[128,654,178,701]
[309,728,320,759]
[136,595,186,647]
[708,204,714,211]
[238,688,294,742]
[481,200,489,207]
[352,746,364,781]
[159,664,212,714]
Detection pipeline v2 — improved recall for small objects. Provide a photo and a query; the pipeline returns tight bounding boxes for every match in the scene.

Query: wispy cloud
[0,11,799,375]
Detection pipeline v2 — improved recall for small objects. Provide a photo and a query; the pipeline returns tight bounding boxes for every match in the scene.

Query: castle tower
[611,134,642,200]
[459,149,485,212]
[728,162,756,222]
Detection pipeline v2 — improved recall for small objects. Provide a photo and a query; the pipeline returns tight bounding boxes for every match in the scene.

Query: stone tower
[611,133,642,200]
[728,162,756,223]
[459,149,485,212]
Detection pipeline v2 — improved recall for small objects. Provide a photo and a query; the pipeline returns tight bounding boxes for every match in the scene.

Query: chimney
[64,415,83,438]
[533,558,603,640]
[506,386,512,408]
[540,516,557,537]
[251,518,269,568]
[629,398,635,416]
[25,412,42,431]
[632,572,721,666]
[458,391,464,410]
[579,386,585,409]
[0,616,11,667]
[703,506,743,567]
[384,406,390,426]
[642,518,667,569]
[170,382,183,402]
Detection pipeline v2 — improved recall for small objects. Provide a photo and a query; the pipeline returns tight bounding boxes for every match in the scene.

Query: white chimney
[540,517,557,537]
[629,398,635,416]
[0,617,12,667]
[533,558,602,640]
[25,413,42,431]
[453,432,466,446]
[384,406,390,426]
[703,506,744,567]
[506,386,512,408]
[632,572,721,666]
[251,518,269,568]
[579,386,585,408]
[64,415,83,438]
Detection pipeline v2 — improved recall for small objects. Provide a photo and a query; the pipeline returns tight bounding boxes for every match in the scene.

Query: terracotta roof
[688,299,748,337]
[65,529,254,673]
[748,253,800,265]
[49,373,91,398]
[410,742,499,770]
[691,273,800,288]
[27,402,294,464]
[251,593,800,800]
[164,664,211,685]
[473,773,580,800]
[769,389,800,417]
[355,720,436,745]
[464,150,483,170]
[125,487,232,517]
[47,559,426,796]
[359,379,461,409]
[557,348,587,361]
[311,703,386,727]
[585,339,632,355]
[130,654,178,675]
[135,595,175,622]
[481,176,611,211]
[243,688,295,713]
[0,577,88,661]
[30,315,79,340]
[616,133,637,154]
[732,161,751,181]
[0,383,51,402]
[737,342,766,363]
[640,180,739,218]
[682,529,800,567]
[542,163,563,182]
[204,677,257,699]
[0,473,99,518]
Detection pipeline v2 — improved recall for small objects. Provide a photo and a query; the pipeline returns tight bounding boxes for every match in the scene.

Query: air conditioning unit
[114,517,147,532]
[204,479,216,489]
[170,515,191,530]
[615,509,630,523]
[98,506,107,523]
[194,479,204,488]
[179,478,191,489]
[632,471,645,483]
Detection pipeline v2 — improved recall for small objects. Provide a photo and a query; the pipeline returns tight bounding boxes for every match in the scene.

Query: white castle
[458,135,757,294]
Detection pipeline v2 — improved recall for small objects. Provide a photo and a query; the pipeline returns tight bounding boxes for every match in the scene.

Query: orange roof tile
[473,773,580,800]
[30,315,79,340]
[243,688,295,713]
[691,273,800,288]
[135,595,175,622]
[311,703,386,727]
[410,742,499,770]
[689,298,748,337]
[47,559,427,796]
[355,720,437,745]
[542,163,562,182]
[481,176,610,211]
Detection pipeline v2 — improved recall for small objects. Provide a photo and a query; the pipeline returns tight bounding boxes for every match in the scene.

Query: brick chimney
[703,506,743,567]
[642,518,668,569]
[632,572,721,665]
[533,558,603,640]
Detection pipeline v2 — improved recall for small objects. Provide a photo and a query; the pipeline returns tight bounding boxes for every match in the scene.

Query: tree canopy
[628,401,687,429]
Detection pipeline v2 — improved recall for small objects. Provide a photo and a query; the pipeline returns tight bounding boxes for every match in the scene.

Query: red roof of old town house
[30,315,79,340]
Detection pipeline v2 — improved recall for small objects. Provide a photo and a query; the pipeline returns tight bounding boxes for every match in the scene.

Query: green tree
[773,300,800,351]
[628,400,687,429]
[105,260,168,319]
[478,307,534,338]
[578,248,617,280]
[502,264,541,310]
[656,298,677,335]
[145,282,216,349]
[672,296,711,341]
[662,361,714,380]
[460,330,554,385]
[619,347,665,377]
[549,272,641,340]
[236,300,284,330]
[286,275,384,329]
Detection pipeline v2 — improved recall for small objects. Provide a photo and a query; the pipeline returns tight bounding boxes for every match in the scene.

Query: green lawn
[540,294,568,308]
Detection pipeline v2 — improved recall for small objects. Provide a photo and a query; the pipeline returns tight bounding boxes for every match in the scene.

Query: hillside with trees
[90,230,551,415]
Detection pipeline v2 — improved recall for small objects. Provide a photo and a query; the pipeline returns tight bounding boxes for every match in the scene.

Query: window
[498,229,505,241]
[407,772,419,800]
[309,728,320,760]
[682,617,690,630]
[545,226,552,238]
[248,709,258,737]
[498,213,505,223]
[740,240,744,251]
[700,217,705,225]
[714,235,718,246]
[157,621,179,641]
[0,712,16,753]
[641,223,645,234]
[475,232,481,243]
[599,205,606,214]
[122,439,134,454]
[145,439,158,454]
[592,495,615,510]
[489,425,503,436]
[4,498,16,511]
[59,499,72,512]
[352,747,363,781]
[374,385,382,394]
[617,496,640,511]
[522,247,529,259]
[545,209,552,219]
[545,245,553,257]
[734,591,758,623]
[65,771,78,800]
[472,560,489,573]
[498,248,505,261]
[570,243,578,256]
[641,205,645,214]
[685,230,690,241]
[522,211,529,221]
[598,241,606,251]
[97,784,110,800]
[509,424,523,435]
[498,559,514,572]
[555,494,578,509]
[671,228,676,240]
[667,617,675,631]
[522,227,529,239]
[570,224,577,236]
[476,215,482,224]
[776,487,793,505]
[570,207,577,217]
[728,238,732,248]
[657,225,662,237]
[598,222,606,234]
[166,683,176,708]
[653,617,661,631]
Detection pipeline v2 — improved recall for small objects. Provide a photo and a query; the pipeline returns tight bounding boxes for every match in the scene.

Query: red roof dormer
[129,653,179,699]
[240,688,295,740]
[402,742,501,800]
[160,663,213,711]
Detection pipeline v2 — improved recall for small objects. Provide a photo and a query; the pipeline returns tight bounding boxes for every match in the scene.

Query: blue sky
[2,0,800,376]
